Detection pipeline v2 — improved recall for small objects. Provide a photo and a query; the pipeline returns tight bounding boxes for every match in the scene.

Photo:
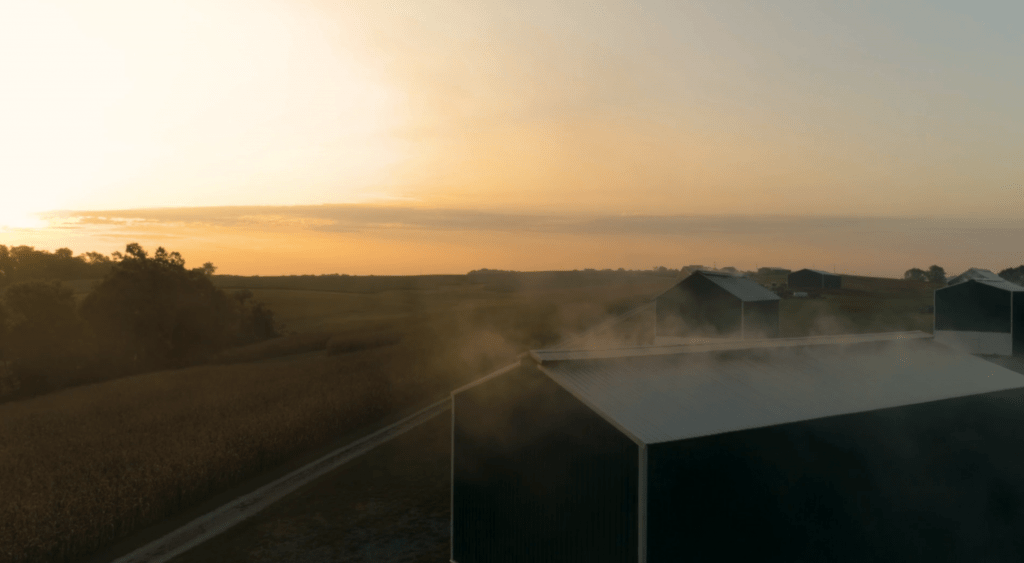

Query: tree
[0,280,87,393]
[80,243,274,374]
[0,245,112,286]
[926,265,946,284]
[998,266,1024,285]
[83,252,111,265]
[904,268,928,281]
[200,262,217,276]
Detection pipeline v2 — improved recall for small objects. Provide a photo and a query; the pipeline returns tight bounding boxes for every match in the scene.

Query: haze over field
[2,1,1022,275]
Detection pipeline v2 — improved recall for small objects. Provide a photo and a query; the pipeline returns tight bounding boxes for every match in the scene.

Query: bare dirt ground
[166,409,452,563]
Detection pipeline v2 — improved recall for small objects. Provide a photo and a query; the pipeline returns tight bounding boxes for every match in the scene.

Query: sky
[1,1,1022,276]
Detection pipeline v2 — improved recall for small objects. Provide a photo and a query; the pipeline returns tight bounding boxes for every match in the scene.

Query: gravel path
[167,407,453,563]
[108,399,451,563]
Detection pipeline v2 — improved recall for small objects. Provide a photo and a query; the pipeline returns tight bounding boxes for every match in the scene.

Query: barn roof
[656,270,779,302]
[946,268,1005,286]
[532,333,1024,445]
[699,271,780,302]
[939,274,1024,293]
[530,331,929,362]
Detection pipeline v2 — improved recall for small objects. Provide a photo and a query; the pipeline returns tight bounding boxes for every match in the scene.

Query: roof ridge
[531,331,932,363]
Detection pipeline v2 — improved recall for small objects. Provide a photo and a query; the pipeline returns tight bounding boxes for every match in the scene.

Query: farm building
[788,268,842,289]
[947,267,1005,286]
[935,273,1024,356]
[451,333,1024,563]
[653,270,779,341]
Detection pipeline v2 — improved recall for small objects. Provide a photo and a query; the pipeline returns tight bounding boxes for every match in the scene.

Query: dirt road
[107,400,451,563]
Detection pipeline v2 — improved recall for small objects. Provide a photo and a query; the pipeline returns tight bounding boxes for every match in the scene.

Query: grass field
[779,275,938,337]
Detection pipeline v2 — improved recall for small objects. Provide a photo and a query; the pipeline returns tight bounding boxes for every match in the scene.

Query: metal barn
[788,268,842,289]
[451,333,1024,563]
[935,275,1024,356]
[653,270,779,340]
[947,267,1003,286]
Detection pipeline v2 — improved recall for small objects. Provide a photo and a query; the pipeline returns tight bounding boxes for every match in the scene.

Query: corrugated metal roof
[976,279,1024,292]
[701,272,780,302]
[532,331,930,363]
[939,275,1024,293]
[535,338,1024,445]
[654,271,779,302]
[946,268,1007,286]
[652,270,779,303]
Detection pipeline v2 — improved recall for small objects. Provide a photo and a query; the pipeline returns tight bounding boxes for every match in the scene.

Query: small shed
[788,268,842,289]
[935,272,1024,356]
[451,333,1024,563]
[654,270,779,340]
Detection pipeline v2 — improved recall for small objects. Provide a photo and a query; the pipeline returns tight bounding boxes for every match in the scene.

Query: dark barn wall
[1015,295,1023,356]
[452,365,639,563]
[788,270,840,289]
[655,276,740,337]
[646,387,1024,563]
[788,269,825,289]
[743,300,780,338]
[936,282,1012,333]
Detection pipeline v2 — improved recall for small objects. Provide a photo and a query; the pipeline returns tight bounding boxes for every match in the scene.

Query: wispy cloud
[40,205,1024,238]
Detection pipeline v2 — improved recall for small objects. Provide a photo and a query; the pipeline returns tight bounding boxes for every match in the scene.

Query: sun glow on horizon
[0,1,411,212]
[0,208,47,230]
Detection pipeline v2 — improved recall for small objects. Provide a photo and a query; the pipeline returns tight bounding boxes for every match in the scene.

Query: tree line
[0,243,277,398]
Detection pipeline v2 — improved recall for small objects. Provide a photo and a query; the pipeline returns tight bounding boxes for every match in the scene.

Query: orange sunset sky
[1,1,1022,276]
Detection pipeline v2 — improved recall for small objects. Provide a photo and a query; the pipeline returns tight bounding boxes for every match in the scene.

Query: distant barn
[788,268,841,289]
[935,269,1023,356]
[451,333,1024,563]
[654,270,779,340]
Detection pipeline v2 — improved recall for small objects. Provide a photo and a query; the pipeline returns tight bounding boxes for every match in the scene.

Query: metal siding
[1014,292,1023,356]
[454,397,458,563]
[936,281,1013,333]
[646,387,1024,562]
[452,364,639,563]
[656,275,742,338]
[789,269,824,289]
[540,339,1024,444]
[638,446,647,563]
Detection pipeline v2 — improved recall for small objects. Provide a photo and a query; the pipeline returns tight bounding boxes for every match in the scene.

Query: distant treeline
[211,268,687,295]
[0,244,277,400]
[212,273,471,293]
[0,245,115,287]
